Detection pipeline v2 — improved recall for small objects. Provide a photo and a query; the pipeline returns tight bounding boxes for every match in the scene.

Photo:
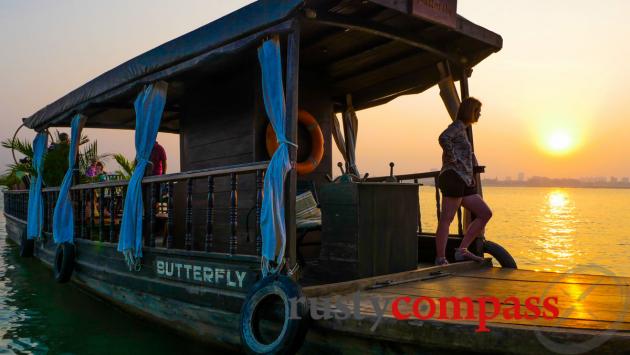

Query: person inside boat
[435,97,492,265]
[85,159,98,178]
[94,161,107,181]
[149,141,167,176]
[48,132,69,152]
[85,161,112,219]
[146,142,167,236]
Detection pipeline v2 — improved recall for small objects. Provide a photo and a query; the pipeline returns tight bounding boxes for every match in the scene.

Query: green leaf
[113,153,135,179]
[1,137,33,159]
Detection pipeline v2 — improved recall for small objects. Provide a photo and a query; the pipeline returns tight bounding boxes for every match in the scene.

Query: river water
[420,186,630,277]
[1,187,629,353]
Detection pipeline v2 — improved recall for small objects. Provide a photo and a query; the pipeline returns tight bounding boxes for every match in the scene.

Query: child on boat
[94,161,107,181]
[435,97,492,265]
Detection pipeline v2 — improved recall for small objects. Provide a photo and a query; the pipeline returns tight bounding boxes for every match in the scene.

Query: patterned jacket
[438,120,475,187]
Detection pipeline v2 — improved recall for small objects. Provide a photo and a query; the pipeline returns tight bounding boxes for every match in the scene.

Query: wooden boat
[4,0,629,353]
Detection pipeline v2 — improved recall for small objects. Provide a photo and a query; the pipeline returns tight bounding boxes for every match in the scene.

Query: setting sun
[535,126,580,156]
[547,131,572,153]
[530,109,584,159]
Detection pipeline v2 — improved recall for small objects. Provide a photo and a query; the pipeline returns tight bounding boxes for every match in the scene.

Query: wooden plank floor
[340,267,630,331]
[306,264,630,354]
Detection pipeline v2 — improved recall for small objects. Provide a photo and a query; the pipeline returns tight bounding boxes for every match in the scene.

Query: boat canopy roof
[23,0,502,133]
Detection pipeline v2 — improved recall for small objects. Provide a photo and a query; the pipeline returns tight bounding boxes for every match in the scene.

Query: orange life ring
[266,110,324,175]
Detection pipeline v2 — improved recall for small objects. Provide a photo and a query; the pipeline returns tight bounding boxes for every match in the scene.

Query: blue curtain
[53,114,87,244]
[118,81,168,267]
[258,37,294,275]
[27,132,48,239]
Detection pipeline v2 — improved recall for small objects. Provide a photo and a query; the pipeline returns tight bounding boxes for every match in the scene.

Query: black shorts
[438,170,477,198]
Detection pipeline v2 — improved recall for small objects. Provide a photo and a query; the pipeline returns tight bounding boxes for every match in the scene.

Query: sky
[1,0,629,180]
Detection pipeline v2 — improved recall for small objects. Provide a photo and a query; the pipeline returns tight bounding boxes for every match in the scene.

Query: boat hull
[6,214,630,354]
[4,213,257,351]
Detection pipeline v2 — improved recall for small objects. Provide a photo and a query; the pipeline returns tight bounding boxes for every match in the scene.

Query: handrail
[366,166,485,182]
[71,180,128,190]
[366,171,439,182]
[142,161,269,184]
[42,187,61,192]
[68,160,270,191]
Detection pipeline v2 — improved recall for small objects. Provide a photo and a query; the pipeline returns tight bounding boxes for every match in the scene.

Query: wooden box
[318,181,419,281]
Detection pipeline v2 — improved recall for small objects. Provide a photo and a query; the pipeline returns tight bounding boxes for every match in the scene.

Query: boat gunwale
[304,260,490,297]
[73,238,261,264]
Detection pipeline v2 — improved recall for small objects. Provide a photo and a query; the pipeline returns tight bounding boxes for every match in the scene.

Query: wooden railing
[3,190,29,221]
[7,161,268,257]
[366,166,485,236]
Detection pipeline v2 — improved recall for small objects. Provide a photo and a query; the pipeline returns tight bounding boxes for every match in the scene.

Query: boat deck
[304,262,630,354]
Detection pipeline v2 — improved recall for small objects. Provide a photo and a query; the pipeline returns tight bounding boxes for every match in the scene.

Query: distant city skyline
[491,174,630,183]
[482,174,630,189]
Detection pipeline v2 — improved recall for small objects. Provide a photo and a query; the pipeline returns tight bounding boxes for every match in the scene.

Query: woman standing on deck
[435,97,492,265]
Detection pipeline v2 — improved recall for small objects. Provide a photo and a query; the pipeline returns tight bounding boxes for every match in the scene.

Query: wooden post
[460,67,472,235]
[42,193,46,234]
[166,182,174,249]
[80,190,85,239]
[89,189,95,239]
[415,178,422,233]
[109,187,115,243]
[205,176,214,252]
[141,184,148,246]
[255,170,264,255]
[149,182,156,248]
[229,173,238,255]
[185,179,193,251]
[460,69,482,198]
[285,23,300,274]
[460,67,485,256]
[52,191,57,233]
[75,190,81,239]
[44,192,49,234]
[99,187,105,241]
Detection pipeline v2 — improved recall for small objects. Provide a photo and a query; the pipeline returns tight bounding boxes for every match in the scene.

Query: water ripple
[0,197,219,354]
[420,186,630,277]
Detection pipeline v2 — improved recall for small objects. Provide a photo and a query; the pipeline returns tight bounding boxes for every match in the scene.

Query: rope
[123,249,142,272]
[277,139,298,148]
[261,255,285,277]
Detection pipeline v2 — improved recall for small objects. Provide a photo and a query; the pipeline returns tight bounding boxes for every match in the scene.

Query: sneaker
[435,257,449,266]
[454,248,484,262]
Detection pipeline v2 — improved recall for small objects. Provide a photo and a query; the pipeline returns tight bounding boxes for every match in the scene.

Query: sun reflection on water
[422,186,630,276]
[535,189,578,272]
[548,191,568,209]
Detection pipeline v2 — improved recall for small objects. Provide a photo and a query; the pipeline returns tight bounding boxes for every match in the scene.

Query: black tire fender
[483,240,518,269]
[19,233,34,258]
[240,275,309,354]
[54,242,75,283]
